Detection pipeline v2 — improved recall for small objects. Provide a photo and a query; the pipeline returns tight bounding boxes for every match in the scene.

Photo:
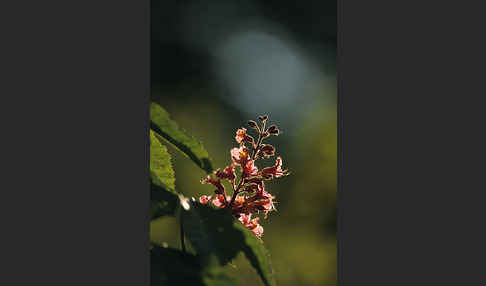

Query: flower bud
[247,120,258,129]
[258,115,268,122]
[260,144,274,152]
[262,173,274,180]
[267,125,279,135]
[260,144,275,157]
[199,195,212,204]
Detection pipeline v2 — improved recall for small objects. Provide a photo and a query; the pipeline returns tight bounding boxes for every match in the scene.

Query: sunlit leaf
[182,203,276,286]
[150,130,178,218]
[150,129,175,190]
[150,102,213,173]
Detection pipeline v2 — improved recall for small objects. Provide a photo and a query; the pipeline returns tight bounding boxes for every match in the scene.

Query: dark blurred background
[150,1,336,285]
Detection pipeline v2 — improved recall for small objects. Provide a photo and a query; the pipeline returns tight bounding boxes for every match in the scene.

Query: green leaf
[233,223,276,286]
[151,246,238,286]
[150,130,178,218]
[181,203,276,286]
[151,246,201,286]
[150,183,178,218]
[150,102,213,173]
[150,129,175,191]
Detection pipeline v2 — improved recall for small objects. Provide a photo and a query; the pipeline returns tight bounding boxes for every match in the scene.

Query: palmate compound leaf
[150,102,213,174]
[150,129,178,218]
[181,203,276,286]
[151,246,238,286]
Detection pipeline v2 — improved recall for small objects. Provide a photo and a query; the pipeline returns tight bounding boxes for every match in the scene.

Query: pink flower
[249,216,261,229]
[212,194,230,208]
[201,175,225,194]
[239,213,251,225]
[260,156,289,179]
[239,214,263,238]
[261,199,275,218]
[231,146,250,166]
[199,195,212,204]
[233,195,245,207]
[244,160,258,176]
[235,128,247,144]
[235,128,254,145]
[230,147,257,176]
[215,164,236,183]
[246,181,266,201]
[244,182,276,218]
[251,224,264,238]
[230,195,248,215]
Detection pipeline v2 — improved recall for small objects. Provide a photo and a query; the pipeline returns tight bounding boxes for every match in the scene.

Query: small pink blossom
[251,224,264,238]
[243,160,258,176]
[260,156,289,179]
[199,195,212,204]
[235,128,247,144]
[239,214,263,238]
[244,182,275,218]
[261,200,275,218]
[201,175,225,194]
[249,216,260,228]
[212,194,231,208]
[239,213,251,225]
[233,195,245,207]
[235,128,254,145]
[215,165,236,183]
[230,146,250,166]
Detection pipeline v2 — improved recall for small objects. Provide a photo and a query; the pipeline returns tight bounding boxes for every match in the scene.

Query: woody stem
[222,188,230,208]
[229,176,245,208]
[179,213,186,252]
[251,121,266,160]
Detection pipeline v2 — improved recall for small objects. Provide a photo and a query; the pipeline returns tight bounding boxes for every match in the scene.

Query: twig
[180,214,186,253]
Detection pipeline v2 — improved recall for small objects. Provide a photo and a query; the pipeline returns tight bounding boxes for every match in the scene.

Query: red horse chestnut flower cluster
[199,115,290,239]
